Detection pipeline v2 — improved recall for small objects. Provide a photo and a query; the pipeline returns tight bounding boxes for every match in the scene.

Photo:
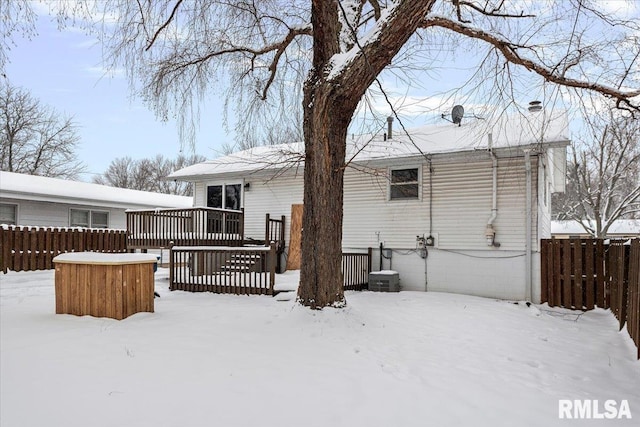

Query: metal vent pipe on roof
[387,116,394,139]
[528,101,542,113]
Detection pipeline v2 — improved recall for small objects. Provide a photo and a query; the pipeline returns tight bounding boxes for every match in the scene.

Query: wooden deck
[126,207,245,249]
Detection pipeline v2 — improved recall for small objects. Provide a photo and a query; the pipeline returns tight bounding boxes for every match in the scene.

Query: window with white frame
[207,183,242,210]
[69,209,109,228]
[0,203,17,225]
[91,211,109,228]
[389,167,420,200]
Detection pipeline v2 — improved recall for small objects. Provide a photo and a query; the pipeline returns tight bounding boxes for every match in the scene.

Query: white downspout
[485,134,500,247]
[524,149,533,302]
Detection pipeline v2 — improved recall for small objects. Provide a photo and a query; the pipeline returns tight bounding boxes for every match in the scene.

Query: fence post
[627,239,640,359]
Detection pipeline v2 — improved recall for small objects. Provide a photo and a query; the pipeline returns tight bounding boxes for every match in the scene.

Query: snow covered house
[0,171,192,229]
[166,111,570,303]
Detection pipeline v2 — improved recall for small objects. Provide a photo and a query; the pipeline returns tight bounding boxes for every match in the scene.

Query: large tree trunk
[297,0,437,309]
[297,79,352,309]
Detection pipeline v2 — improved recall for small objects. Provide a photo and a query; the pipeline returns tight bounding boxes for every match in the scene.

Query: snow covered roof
[551,220,640,236]
[0,171,193,210]
[169,110,570,180]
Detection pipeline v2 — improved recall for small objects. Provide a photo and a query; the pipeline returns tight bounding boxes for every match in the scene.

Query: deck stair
[220,253,262,273]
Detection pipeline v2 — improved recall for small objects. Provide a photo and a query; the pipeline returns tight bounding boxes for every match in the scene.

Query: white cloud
[84,65,125,78]
[598,0,639,18]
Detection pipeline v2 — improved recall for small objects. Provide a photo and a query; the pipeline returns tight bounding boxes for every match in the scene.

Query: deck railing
[169,244,276,295]
[126,207,244,249]
[265,214,285,272]
[342,248,372,290]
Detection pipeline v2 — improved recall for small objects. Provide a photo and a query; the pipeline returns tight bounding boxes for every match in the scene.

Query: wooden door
[286,204,303,270]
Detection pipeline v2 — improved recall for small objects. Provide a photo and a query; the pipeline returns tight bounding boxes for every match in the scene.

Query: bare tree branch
[145,0,184,51]
[422,16,640,113]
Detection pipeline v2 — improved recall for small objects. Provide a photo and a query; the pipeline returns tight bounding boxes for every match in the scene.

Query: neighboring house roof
[551,220,640,236]
[169,110,570,181]
[0,171,193,210]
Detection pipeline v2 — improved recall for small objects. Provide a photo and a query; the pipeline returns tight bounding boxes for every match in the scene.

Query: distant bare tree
[221,115,303,155]
[553,106,640,237]
[94,153,205,196]
[0,82,85,179]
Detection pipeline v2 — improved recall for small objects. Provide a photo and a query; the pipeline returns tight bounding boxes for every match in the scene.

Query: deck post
[239,207,245,244]
[269,242,276,294]
[280,215,286,244]
[168,242,175,291]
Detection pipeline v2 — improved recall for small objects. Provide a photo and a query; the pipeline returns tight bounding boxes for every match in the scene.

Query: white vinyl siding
[194,174,303,243]
[342,155,538,251]
[537,156,552,242]
[0,198,125,228]
[243,174,303,243]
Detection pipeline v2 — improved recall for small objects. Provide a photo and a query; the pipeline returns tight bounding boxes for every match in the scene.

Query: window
[389,167,420,200]
[207,185,222,208]
[0,203,17,225]
[91,211,109,228]
[70,209,109,228]
[70,209,90,227]
[207,183,242,210]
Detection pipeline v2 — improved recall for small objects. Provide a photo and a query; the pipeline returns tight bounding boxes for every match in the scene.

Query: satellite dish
[452,105,464,125]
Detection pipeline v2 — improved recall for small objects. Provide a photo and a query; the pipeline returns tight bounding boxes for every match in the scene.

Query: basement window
[389,167,420,200]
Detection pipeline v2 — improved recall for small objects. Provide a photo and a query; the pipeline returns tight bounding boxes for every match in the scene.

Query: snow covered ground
[1,268,639,427]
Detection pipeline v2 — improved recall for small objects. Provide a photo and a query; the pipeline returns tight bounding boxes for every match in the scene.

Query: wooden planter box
[53,253,157,320]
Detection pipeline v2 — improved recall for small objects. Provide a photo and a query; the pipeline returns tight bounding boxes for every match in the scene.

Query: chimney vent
[387,116,394,139]
[528,101,542,113]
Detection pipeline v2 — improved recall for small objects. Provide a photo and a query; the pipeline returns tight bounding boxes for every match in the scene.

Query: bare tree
[57,0,639,308]
[553,106,640,237]
[94,153,205,196]
[0,82,85,179]
[0,0,36,75]
[154,153,207,196]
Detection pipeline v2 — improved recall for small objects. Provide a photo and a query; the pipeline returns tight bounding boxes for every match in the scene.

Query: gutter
[485,134,500,247]
[524,149,533,302]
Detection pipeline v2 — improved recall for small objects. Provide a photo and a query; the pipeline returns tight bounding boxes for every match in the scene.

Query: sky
[5,12,233,182]
[3,1,638,182]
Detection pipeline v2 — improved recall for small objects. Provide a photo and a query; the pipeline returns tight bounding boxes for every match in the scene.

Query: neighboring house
[0,171,193,229]
[168,111,570,303]
[551,220,640,239]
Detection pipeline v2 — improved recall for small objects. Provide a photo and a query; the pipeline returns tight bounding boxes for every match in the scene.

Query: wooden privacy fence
[541,238,640,359]
[1,225,127,273]
[169,245,277,295]
[343,248,372,290]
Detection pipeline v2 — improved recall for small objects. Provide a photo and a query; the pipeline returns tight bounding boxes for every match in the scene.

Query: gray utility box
[368,271,400,292]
